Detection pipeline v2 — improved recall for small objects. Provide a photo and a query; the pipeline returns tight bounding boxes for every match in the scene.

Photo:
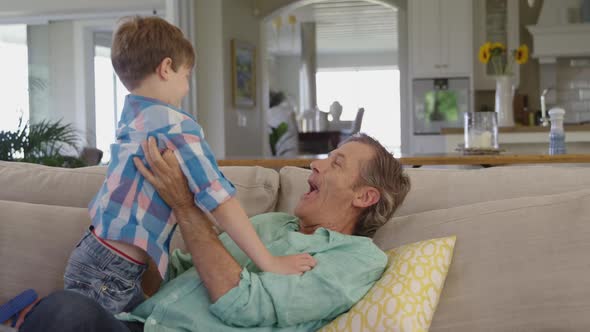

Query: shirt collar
[126,94,196,121]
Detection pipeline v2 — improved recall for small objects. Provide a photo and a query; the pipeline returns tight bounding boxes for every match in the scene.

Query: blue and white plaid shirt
[89,94,236,277]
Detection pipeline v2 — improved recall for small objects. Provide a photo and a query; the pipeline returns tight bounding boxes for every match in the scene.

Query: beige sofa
[2,160,590,331]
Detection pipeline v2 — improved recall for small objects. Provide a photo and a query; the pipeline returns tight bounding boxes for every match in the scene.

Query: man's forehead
[335,142,374,162]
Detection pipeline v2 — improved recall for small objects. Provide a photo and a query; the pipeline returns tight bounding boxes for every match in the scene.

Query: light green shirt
[118,212,387,331]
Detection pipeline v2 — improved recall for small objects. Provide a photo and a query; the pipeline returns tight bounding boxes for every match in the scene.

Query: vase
[494,75,515,127]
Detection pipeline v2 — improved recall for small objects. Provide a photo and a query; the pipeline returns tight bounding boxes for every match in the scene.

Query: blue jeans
[19,290,143,332]
[64,229,146,314]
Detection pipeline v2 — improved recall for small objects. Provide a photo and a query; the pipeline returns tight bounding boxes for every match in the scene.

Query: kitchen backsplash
[556,57,590,123]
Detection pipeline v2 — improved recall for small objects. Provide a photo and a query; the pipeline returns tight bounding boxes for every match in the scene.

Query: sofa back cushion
[275,165,590,217]
[276,166,311,214]
[373,189,590,331]
[397,165,590,217]
[0,198,199,303]
[0,161,106,209]
[0,200,90,302]
[0,161,279,217]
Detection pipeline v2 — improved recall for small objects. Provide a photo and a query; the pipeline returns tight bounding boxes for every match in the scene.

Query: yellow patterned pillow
[319,236,456,332]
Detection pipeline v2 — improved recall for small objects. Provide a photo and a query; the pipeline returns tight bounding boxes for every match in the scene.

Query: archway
[259,0,409,155]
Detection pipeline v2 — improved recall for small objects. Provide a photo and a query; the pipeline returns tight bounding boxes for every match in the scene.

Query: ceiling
[267,0,398,56]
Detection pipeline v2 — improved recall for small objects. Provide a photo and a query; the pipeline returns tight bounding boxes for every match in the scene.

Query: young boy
[64,16,316,314]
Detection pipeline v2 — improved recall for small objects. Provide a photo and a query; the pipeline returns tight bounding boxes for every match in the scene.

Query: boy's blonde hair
[111,16,195,90]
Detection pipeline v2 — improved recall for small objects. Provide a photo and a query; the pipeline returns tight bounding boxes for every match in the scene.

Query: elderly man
[20,134,410,332]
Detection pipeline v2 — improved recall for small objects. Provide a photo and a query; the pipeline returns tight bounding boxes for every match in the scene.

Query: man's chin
[293,201,308,218]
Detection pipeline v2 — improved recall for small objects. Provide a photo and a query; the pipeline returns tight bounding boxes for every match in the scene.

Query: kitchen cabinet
[409,0,473,78]
[473,0,520,90]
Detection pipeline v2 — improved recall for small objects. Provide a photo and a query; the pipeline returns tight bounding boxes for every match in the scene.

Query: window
[316,68,401,153]
[94,44,128,163]
[0,25,29,132]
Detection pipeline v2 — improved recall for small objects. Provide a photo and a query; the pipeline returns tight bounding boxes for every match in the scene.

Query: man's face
[294,141,375,233]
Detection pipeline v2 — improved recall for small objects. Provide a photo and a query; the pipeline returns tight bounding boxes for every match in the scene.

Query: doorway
[261,0,406,155]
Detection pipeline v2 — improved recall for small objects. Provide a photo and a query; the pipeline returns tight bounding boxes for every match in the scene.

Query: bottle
[548,108,566,155]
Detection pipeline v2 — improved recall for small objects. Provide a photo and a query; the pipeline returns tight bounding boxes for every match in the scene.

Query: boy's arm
[210,198,276,272]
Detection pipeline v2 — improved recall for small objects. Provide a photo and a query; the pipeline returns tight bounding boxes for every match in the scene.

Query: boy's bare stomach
[99,237,149,264]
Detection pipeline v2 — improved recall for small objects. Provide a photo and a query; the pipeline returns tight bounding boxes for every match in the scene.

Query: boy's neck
[131,85,179,108]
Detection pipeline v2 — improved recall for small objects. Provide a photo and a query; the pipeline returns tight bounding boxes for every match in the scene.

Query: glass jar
[464,111,499,149]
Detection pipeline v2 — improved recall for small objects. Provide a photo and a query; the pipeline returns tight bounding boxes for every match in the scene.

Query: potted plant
[0,117,86,168]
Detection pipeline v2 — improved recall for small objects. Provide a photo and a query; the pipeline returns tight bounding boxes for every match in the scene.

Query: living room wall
[192,0,264,158]
[222,0,265,157]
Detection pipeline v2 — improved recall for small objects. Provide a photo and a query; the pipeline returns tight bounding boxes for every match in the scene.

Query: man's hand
[133,136,193,211]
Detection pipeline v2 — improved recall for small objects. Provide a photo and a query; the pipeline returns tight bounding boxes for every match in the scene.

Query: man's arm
[208,236,387,328]
[173,203,242,302]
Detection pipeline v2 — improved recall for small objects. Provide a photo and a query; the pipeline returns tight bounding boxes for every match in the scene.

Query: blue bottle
[548,108,566,155]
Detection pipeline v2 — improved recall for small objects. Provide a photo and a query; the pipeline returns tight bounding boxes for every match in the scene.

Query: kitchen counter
[440,125,590,154]
[441,124,590,134]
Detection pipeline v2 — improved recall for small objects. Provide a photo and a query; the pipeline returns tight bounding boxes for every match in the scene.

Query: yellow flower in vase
[479,42,529,76]
[515,44,529,65]
[491,42,506,52]
[478,42,492,64]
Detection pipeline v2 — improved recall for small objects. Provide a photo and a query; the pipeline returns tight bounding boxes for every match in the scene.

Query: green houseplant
[0,117,86,168]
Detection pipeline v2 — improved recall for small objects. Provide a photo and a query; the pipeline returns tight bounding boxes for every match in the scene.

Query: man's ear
[155,57,173,80]
[352,186,380,208]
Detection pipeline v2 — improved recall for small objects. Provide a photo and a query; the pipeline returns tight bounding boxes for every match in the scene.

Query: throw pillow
[319,236,456,332]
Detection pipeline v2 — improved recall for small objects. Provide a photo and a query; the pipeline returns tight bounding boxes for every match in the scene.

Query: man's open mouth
[304,179,319,199]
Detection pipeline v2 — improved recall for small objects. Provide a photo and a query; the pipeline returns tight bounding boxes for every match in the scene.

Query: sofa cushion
[276,166,311,214]
[373,189,590,331]
[0,200,89,303]
[0,161,106,209]
[320,236,456,332]
[0,199,191,303]
[398,165,590,217]
[0,162,279,217]
[220,166,280,217]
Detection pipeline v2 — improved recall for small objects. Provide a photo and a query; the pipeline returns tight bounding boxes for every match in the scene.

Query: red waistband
[91,229,146,266]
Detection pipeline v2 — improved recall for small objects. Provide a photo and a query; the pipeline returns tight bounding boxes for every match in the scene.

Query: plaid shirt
[89,94,236,278]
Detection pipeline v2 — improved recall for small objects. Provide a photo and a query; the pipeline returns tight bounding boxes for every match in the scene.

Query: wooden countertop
[441,124,590,135]
[218,153,590,168]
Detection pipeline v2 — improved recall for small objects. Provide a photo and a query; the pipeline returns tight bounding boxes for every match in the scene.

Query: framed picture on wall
[231,39,256,108]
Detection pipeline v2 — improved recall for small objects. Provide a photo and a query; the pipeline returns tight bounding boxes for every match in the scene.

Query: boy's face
[168,64,192,107]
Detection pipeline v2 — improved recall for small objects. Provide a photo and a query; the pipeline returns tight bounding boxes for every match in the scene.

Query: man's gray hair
[341,134,411,237]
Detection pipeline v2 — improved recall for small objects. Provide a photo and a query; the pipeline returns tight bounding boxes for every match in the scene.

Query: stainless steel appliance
[413,78,470,134]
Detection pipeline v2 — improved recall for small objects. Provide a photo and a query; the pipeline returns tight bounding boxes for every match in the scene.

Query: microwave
[412,78,470,135]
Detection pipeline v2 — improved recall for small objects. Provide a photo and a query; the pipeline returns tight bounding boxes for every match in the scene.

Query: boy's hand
[133,136,193,211]
[265,253,317,275]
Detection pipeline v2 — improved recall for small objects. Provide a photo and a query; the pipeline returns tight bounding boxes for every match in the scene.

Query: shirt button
[147,318,157,325]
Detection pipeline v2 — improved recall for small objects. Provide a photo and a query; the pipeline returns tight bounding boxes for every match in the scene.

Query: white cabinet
[409,0,473,78]
[473,0,520,90]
